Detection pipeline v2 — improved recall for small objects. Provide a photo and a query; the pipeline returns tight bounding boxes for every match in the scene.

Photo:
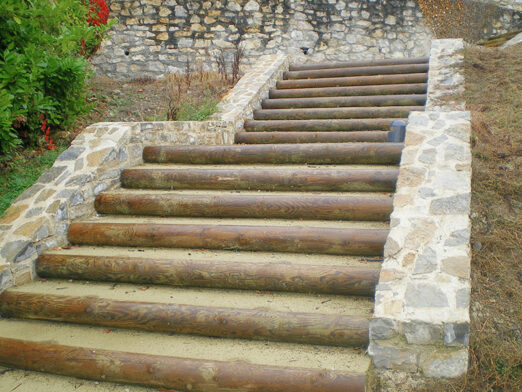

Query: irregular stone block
[404,321,442,345]
[420,349,468,378]
[430,193,470,215]
[405,283,449,308]
[443,323,469,346]
[370,318,397,340]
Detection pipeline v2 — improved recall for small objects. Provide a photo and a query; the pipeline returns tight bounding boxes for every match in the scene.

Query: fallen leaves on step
[104,329,112,334]
[139,286,149,291]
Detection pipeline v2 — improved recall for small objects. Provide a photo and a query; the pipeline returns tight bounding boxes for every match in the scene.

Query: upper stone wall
[94,0,433,79]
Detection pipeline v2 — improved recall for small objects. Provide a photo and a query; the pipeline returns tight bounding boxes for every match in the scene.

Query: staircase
[0,57,428,391]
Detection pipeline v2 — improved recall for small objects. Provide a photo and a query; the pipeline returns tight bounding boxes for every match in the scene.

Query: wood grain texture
[261,95,427,109]
[0,291,369,346]
[68,222,389,256]
[284,63,429,80]
[121,167,399,192]
[234,131,389,144]
[276,73,428,89]
[243,119,403,132]
[254,106,423,120]
[95,192,393,221]
[288,57,429,71]
[0,337,366,392]
[143,143,403,165]
[37,254,380,296]
[269,83,428,99]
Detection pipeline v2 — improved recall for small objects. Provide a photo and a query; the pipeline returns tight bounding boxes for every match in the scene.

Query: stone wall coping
[0,53,289,293]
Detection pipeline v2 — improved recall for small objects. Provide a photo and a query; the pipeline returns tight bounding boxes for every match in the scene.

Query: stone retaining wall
[93,0,433,79]
[93,0,521,80]
[369,39,472,391]
[0,53,288,294]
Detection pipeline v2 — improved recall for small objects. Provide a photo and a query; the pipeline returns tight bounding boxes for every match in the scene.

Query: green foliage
[0,0,113,154]
[175,95,219,121]
[0,146,65,216]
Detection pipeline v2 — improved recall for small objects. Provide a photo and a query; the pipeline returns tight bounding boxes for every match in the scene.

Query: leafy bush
[0,0,113,154]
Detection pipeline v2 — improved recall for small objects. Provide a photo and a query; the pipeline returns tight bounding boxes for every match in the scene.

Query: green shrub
[0,0,113,154]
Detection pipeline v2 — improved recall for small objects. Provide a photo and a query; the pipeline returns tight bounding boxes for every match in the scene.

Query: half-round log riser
[269,83,428,99]
[143,143,403,165]
[37,254,380,296]
[261,95,426,109]
[0,338,366,392]
[95,193,393,221]
[121,168,398,192]
[234,131,388,144]
[253,107,423,120]
[288,57,429,71]
[68,223,389,256]
[0,292,369,347]
[276,73,428,89]
[284,63,429,80]
[243,119,404,132]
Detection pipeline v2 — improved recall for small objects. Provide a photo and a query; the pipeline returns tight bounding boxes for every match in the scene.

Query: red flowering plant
[40,114,57,150]
[80,0,113,58]
[87,0,109,26]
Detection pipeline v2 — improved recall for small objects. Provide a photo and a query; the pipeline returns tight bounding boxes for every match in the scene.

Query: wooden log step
[284,63,429,80]
[289,57,429,71]
[261,95,426,109]
[0,333,366,392]
[41,245,382,270]
[37,252,380,296]
[95,191,394,221]
[68,221,389,255]
[0,290,369,347]
[269,83,428,99]
[143,143,403,165]
[277,73,428,89]
[243,119,402,132]
[254,106,423,120]
[121,166,398,192]
[235,131,388,144]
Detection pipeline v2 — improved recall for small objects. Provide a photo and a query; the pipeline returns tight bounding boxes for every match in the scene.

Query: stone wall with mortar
[92,0,522,80]
[0,54,288,294]
[368,39,472,391]
[93,0,433,80]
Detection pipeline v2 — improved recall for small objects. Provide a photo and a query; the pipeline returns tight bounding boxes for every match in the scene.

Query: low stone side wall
[212,53,289,129]
[426,39,466,111]
[0,54,288,294]
[368,39,472,391]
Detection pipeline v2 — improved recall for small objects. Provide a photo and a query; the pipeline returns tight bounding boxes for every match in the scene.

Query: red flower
[86,0,109,26]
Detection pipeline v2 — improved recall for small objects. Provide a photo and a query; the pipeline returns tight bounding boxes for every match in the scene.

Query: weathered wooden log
[243,119,402,132]
[284,63,429,80]
[95,192,394,221]
[276,73,428,89]
[269,83,428,99]
[261,95,427,109]
[0,291,369,347]
[235,131,388,144]
[253,106,423,120]
[0,338,366,392]
[121,167,399,192]
[68,222,389,256]
[37,253,380,296]
[143,143,403,165]
[289,57,429,71]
